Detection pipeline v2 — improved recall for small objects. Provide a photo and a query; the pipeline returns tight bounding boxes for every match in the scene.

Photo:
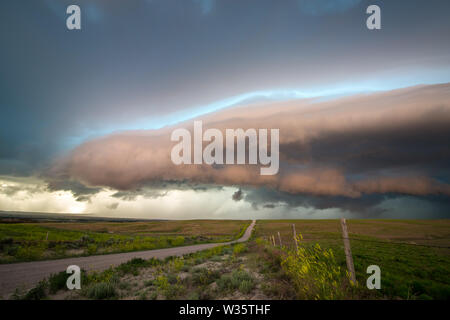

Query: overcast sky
[1,0,450,219]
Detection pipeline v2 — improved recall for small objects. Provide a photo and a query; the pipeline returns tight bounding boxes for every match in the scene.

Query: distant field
[7,219,450,300]
[255,219,450,247]
[0,220,251,264]
[254,220,450,299]
[38,220,248,238]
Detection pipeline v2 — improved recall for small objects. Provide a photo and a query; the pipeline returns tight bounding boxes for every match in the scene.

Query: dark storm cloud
[43,83,450,217]
[50,84,450,200]
[111,189,168,201]
[242,186,450,218]
[0,181,44,197]
[242,186,386,215]
[280,105,450,174]
[46,179,101,202]
[2,1,450,218]
[1,0,450,180]
[106,202,119,210]
[232,189,243,201]
[110,181,223,201]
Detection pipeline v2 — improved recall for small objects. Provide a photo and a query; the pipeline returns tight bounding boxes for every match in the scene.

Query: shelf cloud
[49,83,450,200]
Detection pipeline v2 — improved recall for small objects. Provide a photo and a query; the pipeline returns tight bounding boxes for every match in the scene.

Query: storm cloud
[49,83,450,201]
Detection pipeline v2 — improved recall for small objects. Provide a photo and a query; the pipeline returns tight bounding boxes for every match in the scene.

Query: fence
[263,218,450,285]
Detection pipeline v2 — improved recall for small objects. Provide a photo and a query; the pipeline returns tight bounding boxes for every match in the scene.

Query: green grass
[254,220,450,300]
[14,219,449,300]
[0,220,250,263]
[216,269,255,294]
[84,282,117,300]
[233,243,247,255]
[191,268,221,286]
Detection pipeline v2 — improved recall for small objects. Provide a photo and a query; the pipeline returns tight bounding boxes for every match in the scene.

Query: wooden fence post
[292,224,298,252]
[272,235,276,246]
[277,232,282,247]
[46,232,49,241]
[341,218,356,284]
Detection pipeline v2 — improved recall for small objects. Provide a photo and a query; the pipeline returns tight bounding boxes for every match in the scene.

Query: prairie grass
[0,220,250,263]
[216,269,255,294]
[281,234,350,299]
[255,220,450,300]
[84,282,117,300]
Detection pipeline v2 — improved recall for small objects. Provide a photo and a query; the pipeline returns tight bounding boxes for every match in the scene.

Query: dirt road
[0,220,256,298]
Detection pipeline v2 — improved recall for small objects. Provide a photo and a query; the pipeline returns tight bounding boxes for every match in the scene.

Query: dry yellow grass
[254,219,450,248]
[38,220,251,238]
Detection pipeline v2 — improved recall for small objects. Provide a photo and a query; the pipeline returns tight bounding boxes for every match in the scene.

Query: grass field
[0,220,251,263]
[254,220,450,300]
[5,219,450,300]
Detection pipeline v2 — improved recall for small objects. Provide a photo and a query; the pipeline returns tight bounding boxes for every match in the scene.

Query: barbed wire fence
[262,219,450,284]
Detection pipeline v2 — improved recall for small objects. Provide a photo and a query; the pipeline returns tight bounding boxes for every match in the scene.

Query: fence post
[341,218,356,284]
[272,235,276,246]
[46,232,49,241]
[277,231,282,247]
[292,224,298,252]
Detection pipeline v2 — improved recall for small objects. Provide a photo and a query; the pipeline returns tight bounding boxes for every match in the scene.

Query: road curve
[0,220,255,298]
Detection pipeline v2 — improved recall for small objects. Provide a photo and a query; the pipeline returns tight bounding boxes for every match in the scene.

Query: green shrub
[170,258,184,272]
[187,291,199,300]
[222,247,233,255]
[281,234,348,300]
[167,273,178,285]
[164,283,184,299]
[116,257,157,276]
[23,280,48,300]
[85,282,117,299]
[15,244,46,261]
[233,243,247,255]
[0,238,14,251]
[5,245,19,256]
[192,268,220,286]
[254,237,265,246]
[85,267,118,285]
[230,270,254,291]
[181,265,190,272]
[208,246,224,257]
[48,271,68,294]
[239,279,255,294]
[86,244,97,255]
[80,235,95,244]
[171,236,185,247]
[138,290,147,300]
[118,282,132,290]
[154,274,185,299]
[217,270,254,294]
[216,274,232,291]
[143,280,154,287]
[155,275,169,291]
[213,254,226,261]
[53,244,66,256]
